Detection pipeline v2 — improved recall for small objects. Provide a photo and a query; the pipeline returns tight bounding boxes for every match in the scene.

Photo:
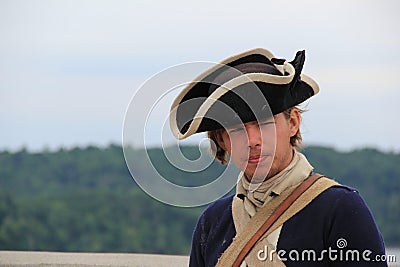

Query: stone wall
[1,250,399,266]
[0,251,189,267]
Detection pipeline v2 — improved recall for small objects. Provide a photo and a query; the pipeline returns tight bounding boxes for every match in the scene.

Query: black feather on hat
[170,48,319,139]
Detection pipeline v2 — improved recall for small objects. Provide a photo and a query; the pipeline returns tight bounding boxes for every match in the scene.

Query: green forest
[0,145,399,255]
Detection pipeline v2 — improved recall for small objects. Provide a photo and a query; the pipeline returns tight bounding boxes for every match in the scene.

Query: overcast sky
[1,0,399,152]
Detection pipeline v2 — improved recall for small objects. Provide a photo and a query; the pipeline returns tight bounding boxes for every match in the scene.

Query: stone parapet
[0,251,189,267]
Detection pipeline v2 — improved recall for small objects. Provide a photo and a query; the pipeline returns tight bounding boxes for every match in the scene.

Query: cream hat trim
[300,74,320,95]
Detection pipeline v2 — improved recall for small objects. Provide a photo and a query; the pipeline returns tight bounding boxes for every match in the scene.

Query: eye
[258,121,275,132]
[259,121,274,127]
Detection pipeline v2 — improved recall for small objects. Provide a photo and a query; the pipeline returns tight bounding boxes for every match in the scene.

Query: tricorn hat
[170,48,319,140]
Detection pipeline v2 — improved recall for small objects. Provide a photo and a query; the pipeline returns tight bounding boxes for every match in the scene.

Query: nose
[246,125,261,148]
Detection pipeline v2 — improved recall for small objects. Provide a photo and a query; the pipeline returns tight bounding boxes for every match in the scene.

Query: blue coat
[189,185,387,266]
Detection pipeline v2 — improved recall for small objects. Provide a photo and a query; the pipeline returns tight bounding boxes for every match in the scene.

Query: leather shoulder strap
[216,173,337,267]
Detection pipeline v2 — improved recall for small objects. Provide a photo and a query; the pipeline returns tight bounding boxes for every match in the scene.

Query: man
[169,48,386,266]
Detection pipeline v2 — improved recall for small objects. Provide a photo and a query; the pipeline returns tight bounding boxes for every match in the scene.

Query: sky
[1,0,399,152]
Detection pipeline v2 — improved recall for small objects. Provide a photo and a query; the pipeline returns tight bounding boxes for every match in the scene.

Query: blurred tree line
[0,144,399,254]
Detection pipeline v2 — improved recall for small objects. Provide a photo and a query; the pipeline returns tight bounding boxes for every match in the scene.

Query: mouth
[247,154,268,164]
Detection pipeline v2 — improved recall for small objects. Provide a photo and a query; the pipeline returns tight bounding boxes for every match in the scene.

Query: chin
[244,167,272,182]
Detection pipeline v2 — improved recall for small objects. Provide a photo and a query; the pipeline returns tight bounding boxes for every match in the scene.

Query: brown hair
[207,107,304,165]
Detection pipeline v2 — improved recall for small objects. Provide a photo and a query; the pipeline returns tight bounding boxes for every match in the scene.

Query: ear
[289,108,301,137]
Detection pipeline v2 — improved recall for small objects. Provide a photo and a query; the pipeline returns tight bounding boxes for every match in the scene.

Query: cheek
[276,122,291,141]
[222,132,247,152]
[226,136,244,156]
[273,125,292,157]
[259,126,277,149]
[223,135,249,164]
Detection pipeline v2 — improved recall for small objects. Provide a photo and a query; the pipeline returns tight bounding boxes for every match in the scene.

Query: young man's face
[219,110,300,182]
